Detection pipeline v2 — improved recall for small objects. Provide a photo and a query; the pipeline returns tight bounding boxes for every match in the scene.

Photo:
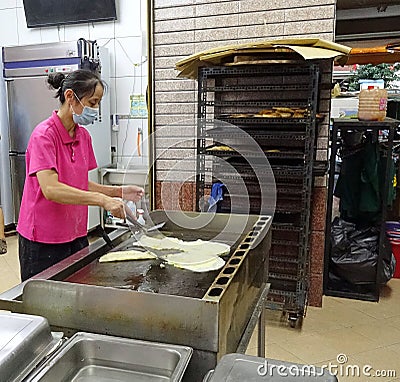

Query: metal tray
[0,312,62,382]
[27,332,192,382]
[204,353,338,381]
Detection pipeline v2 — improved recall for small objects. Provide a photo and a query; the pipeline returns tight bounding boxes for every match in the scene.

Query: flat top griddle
[65,233,240,299]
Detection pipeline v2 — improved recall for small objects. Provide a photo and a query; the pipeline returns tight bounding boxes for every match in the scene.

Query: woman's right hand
[103,197,125,219]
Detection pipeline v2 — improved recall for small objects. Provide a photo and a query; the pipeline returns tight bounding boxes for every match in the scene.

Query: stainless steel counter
[0,211,272,382]
[0,311,192,382]
[100,164,149,186]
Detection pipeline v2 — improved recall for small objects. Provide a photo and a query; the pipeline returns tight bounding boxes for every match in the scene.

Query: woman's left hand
[122,185,145,202]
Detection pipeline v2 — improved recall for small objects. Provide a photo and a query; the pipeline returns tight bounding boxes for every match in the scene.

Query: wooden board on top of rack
[226,59,300,66]
[175,38,351,79]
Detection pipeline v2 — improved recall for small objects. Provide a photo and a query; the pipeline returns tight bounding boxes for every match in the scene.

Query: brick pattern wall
[152,0,336,306]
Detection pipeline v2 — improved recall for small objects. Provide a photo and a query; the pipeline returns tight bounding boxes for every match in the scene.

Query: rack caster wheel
[288,314,298,328]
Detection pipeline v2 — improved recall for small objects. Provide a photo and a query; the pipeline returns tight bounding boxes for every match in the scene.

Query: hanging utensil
[137,127,142,156]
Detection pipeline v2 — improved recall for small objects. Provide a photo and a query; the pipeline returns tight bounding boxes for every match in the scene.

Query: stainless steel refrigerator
[1,40,111,228]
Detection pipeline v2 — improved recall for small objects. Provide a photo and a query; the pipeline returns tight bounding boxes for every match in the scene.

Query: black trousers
[19,234,89,281]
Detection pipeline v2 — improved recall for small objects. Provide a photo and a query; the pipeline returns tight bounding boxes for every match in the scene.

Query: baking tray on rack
[206,129,307,148]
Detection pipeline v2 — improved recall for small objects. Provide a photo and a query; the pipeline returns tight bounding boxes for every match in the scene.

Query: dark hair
[47,69,105,103]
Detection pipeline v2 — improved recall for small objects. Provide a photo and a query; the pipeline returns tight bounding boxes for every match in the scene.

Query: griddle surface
[65,236,231,298]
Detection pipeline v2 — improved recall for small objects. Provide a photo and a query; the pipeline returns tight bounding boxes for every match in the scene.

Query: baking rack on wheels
[324,118,398,302]
[196,63,320,327]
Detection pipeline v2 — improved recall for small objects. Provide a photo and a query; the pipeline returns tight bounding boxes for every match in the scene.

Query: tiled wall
[0,0,148,167]
[152,0,336,306]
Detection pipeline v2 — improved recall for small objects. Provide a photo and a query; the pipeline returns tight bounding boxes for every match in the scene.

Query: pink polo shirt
[17,111,97,243]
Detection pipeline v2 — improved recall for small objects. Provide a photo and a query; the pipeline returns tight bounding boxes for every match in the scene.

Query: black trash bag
[328,270,377,295]
[330,217,396,285]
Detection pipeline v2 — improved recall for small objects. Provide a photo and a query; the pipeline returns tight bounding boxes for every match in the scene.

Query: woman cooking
[17,69,144,281]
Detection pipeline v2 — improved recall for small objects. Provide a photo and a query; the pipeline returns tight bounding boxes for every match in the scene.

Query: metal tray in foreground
[27,332,192,382]
[204,353,338,382]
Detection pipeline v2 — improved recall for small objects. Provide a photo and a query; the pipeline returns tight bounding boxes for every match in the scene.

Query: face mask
[71,92,99,125]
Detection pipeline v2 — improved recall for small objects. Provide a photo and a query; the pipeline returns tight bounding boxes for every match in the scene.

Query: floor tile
[351,321,400,347]
[277,332,343,364]
[246,343,305,365]
[311,327,377,358]
[2,238,20,279]
[307,302,379,328]
[266,323,316,343]
[381,279,400,299]
[245,346,258,356]
[265,342,306,364]
[352,348,400,377]
[320,295,346,309]
[384,342,400,355]
[0,235,20,293]
[382,315,400,328]
[260,276,400,374]
[299,312,348,333]
[314,355,368,382]
[352,298,400,320]
[0,257,20,294]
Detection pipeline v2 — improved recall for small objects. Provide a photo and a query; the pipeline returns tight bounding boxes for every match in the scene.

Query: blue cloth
[208,183,225,212]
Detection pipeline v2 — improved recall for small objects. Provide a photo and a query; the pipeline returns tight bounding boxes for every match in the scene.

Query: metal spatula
[125,215,166,234]
[123,203,165,234]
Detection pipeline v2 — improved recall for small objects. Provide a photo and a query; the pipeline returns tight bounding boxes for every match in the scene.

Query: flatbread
[254,113,280,118]
[229,113,253,118]
[100,236,230,272]
[206,145,234,152]
[138,235,231,256]
[99,250,156,263]
[259,109,274,114]
[177,240,230,256]
[165,251,219,266]
[273,107,294,113]
[137,235,183,250]
[171,256,226,272]
[277,112,292,118]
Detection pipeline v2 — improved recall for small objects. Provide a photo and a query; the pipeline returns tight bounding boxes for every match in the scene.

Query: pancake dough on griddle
[103,235,230,272]
[99,249,157,263]
[138,235,230,256]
